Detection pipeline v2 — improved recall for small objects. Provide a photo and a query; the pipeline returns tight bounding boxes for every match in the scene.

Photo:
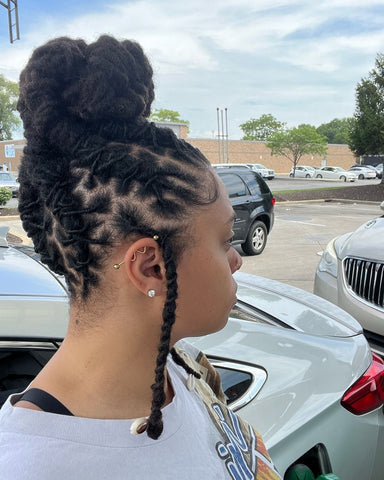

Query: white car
[348,166,377,180]
[315,166,357,182]
[314,201,384,357]
[289,165,316,178]
[0,172,19,197]
[246,163,275,180]
[1,226,384,479]
[213,163,275,180]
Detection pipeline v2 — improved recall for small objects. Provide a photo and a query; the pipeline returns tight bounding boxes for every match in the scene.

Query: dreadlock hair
[17,35,218,440]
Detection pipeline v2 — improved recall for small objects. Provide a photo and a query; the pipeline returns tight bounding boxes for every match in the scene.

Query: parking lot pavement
[239,200,383,293]
[267,175,381,191]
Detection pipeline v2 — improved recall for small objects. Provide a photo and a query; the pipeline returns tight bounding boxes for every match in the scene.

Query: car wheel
[241,221,267,255]
[358,174,364,180]
[316,174,322,178]
[289,173,293,177]
[340,175,346,182]
[305,174,311,178]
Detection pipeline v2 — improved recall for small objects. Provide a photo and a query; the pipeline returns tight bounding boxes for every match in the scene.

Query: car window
[219,173,249,198]
[241,172,263,195]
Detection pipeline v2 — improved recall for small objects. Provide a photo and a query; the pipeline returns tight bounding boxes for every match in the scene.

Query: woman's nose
[229,247,242,274]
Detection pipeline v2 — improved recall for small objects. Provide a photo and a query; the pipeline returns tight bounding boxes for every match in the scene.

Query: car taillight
[272,197,275,206]
[341,353,384,415]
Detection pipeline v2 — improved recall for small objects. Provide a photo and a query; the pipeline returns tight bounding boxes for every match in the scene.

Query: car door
[217,172,254,242]
[321,167,334,179]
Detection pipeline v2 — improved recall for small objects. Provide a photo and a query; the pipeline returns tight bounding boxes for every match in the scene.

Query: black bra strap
[19,388,74,416]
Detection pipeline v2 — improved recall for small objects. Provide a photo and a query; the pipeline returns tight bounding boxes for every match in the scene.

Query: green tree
[0,187,12,206]
[150,108,190,130]
[349,53,384,157]
[266,125,328,174]
[0,74,20,140]
[240,113,285,141]
[316,117,355,144]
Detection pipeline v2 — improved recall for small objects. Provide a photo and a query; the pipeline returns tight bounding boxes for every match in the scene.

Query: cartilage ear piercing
[130,246,147,262]
[147,289,156,298]
[113,260,125,270]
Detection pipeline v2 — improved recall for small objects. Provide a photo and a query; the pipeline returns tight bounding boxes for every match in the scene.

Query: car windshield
[335,167,345,171]
[0,173,15,181]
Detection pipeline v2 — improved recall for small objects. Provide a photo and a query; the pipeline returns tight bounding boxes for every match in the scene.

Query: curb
[275,198,382,205]
[0,215,20,221]
[0,215,32,245]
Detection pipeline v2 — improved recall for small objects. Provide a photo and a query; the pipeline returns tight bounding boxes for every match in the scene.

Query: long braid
[146,237,178,440]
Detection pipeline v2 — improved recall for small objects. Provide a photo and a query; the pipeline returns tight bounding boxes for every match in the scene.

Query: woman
[0,35,281,479]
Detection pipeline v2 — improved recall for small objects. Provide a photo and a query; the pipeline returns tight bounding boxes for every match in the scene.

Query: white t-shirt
[0,342,281,480]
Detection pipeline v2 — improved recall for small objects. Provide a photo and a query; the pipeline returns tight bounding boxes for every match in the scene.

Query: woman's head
[17,35,238,440]
[17,35,218,300]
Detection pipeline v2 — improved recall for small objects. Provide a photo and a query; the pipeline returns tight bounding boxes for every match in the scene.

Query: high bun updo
[17,35,218,439]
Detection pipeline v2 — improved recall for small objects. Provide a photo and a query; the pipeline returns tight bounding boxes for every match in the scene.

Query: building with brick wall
[1,122,357,175]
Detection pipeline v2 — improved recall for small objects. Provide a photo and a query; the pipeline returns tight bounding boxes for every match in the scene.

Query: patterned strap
[19,388,74,416]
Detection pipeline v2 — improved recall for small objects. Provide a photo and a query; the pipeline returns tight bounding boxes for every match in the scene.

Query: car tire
[316,174,322,178]
[305,174,311,178]
[241,221,267,255]
[340,175,346,182]
[358,174,364,180]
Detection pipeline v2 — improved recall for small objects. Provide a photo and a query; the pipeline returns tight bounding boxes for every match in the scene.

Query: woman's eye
[224,233,234,247]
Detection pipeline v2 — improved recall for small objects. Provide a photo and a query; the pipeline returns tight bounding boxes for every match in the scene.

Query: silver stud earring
[147,289,156,298]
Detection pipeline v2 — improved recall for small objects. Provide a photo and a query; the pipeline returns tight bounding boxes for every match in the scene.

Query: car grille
[344,257,384,309]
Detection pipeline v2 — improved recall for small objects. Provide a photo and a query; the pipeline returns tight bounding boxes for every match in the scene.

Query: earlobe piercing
[147,289,156,298]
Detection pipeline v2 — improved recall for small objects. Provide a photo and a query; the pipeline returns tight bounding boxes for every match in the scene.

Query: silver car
[1,226,384,479]
[0,172,19,197]
[315,166,357,182]
[314,201,384,356]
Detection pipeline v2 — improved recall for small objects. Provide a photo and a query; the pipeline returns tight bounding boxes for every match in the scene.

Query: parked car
[1,228,383,480]
[246,163,275,180]
[214,166,274,255]
[348,166,377,180]
[372,165,381,177]
[289,165,315,178]
[350,164,383,179]
[315,166,357,182]
[0,172,19,197]
[314,201,384,356]
[214,163,275,180]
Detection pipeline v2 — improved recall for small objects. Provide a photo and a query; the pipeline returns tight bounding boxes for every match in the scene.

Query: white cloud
[1,0,383,138]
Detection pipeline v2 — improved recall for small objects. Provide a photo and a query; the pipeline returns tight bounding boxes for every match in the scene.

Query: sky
[1,0,384,140]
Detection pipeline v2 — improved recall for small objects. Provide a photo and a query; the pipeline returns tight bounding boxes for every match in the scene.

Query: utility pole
[0,0,20,43]
[216,107,229,163]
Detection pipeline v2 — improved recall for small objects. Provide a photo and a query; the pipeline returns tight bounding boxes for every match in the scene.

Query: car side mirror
[381,201,384,212]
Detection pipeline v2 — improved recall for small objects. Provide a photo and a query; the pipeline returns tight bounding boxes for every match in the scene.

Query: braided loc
[17,35,218,439]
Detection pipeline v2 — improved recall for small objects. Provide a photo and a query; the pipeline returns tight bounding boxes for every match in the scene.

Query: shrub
[0,187,12,206]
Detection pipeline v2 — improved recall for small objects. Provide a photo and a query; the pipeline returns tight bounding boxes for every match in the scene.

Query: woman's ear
[122,238,167,297]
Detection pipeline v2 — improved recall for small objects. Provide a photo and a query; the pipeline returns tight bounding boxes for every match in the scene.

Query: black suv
[214,166,275,255]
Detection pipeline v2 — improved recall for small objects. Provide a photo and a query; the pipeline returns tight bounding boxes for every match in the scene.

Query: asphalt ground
[237,200,383,293]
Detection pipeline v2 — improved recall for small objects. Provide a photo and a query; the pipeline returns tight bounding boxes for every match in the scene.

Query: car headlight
[318,238,338,277]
